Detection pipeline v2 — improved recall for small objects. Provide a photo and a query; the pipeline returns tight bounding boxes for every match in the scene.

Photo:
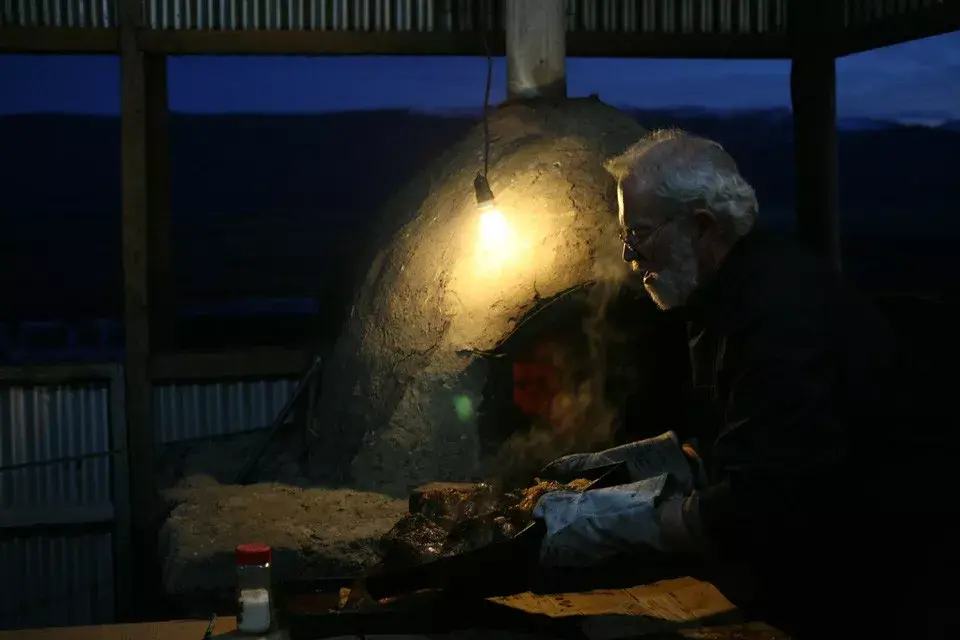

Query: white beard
[639,236,700,311]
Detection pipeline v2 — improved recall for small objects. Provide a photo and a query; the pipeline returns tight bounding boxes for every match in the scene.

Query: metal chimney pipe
[505,0,568,100]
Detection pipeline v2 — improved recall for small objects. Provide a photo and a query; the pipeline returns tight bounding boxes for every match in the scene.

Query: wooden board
[489,577,736,619]
[0,616,242,640]
[489,577,790,639]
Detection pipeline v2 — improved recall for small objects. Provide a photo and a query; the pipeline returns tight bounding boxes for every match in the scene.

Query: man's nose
[622,242,639,263]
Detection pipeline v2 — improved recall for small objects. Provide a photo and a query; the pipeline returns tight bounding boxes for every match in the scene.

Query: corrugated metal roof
[0,0,793,33]
[154,377,298,443]
[0,382,112,512]
[0,531,115,630]
[134,0,792,33]
[843,0,945,28]
[2,0,952,58]
[141,0,441,30]
[0,0,117,27]
[569,0,788,34]
[1,0,953,60]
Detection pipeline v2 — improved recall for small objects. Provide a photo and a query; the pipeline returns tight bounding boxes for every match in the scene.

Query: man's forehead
[617,180,666,230]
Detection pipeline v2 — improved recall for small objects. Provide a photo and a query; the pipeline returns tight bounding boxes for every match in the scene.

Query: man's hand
[682,442,708,487]
[535,474,673,568]
[538,431,697,491]
[656,493,705,554]
[538,451,600,481]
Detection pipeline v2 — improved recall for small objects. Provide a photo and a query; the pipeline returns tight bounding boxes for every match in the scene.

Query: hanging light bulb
[472,173,513,272]
[470,37,514,275]
[474,173,496,211]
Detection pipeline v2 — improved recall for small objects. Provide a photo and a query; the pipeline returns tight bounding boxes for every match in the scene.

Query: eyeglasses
[618,219,672,257]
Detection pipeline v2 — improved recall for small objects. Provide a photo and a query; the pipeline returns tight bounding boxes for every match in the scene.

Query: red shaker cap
[235,543,272,565]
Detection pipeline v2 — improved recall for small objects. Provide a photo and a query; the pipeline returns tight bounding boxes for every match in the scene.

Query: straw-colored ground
[159,474,406,606]
[156,426,407,606]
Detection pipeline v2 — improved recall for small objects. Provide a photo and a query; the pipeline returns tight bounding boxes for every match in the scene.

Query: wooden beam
[0,504,114,529]
[136,27,506,55]
[0,27,119,53]
[145,55,174,354]
[107,367,134,627]
[790,0,841,272]
[0,24,793,58]
[120,1,155,522]
[506,0,567,100]
[133,27,792,58]
[150,347,312,382]
[0,363,120,384]
[0,617,240,640]
[119,0,158,621]
[834,3,960,58]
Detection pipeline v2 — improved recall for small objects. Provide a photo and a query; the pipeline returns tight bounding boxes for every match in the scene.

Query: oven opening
[475,284,689,483]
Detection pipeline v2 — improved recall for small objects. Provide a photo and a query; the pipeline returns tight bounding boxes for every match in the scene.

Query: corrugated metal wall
[0,383,113,510]
[153,378,298,443]
[0,372,298,630]
[0,381,116,630]
[0,532,115,630]
[1,0,792,33]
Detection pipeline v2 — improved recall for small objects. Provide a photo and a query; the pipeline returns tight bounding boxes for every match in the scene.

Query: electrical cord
[481,10,493,179]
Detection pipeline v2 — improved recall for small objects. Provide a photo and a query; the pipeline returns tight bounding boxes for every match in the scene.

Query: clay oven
[308,98,665,495]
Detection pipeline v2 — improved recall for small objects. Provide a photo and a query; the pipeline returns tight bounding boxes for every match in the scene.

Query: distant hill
[941,121,960,133]
[2,107,958,320]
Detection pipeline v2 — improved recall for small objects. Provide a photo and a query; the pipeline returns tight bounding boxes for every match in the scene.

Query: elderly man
[534,130,926,638]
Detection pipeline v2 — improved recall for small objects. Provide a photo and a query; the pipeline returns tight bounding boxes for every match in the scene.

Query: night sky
[1,31,957,121]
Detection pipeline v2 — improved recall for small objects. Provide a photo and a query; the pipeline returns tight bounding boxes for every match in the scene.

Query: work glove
[538,431,699,493]
[534,473,681,568]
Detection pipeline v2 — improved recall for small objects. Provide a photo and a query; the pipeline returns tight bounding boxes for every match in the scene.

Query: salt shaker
[235,543,274,634]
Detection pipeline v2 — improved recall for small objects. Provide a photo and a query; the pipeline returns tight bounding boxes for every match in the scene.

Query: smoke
[489,241,644,484]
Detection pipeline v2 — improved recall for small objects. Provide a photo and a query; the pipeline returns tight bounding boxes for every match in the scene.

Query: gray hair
[604,129,759,237]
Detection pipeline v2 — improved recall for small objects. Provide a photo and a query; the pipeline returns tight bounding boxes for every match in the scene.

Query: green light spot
[453,395,473,422]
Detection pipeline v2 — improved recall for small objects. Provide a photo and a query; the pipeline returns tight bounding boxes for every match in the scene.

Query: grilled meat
[378,477,593,569]
[408,481,500,523]
[379,513,448,568]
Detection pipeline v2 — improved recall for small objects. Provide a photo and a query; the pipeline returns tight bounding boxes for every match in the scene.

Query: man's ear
[692,208,719,242]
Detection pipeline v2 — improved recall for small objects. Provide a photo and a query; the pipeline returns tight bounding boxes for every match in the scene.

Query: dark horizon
[3,107,957,322]
[4,103,956,124]
[2,29,959,121]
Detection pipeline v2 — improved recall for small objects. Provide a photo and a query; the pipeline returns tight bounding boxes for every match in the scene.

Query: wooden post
[505,0,567,100]
[790,0,841,272]
[119,0,158,618]
[145,55,174,354]
[107,365,133,621]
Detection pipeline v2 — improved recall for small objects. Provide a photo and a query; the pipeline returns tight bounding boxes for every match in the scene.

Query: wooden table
[0,578,790,639]
[0,616,252,640]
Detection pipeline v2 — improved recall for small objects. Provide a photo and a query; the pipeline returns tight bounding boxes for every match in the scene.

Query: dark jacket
[680,228,900,563]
